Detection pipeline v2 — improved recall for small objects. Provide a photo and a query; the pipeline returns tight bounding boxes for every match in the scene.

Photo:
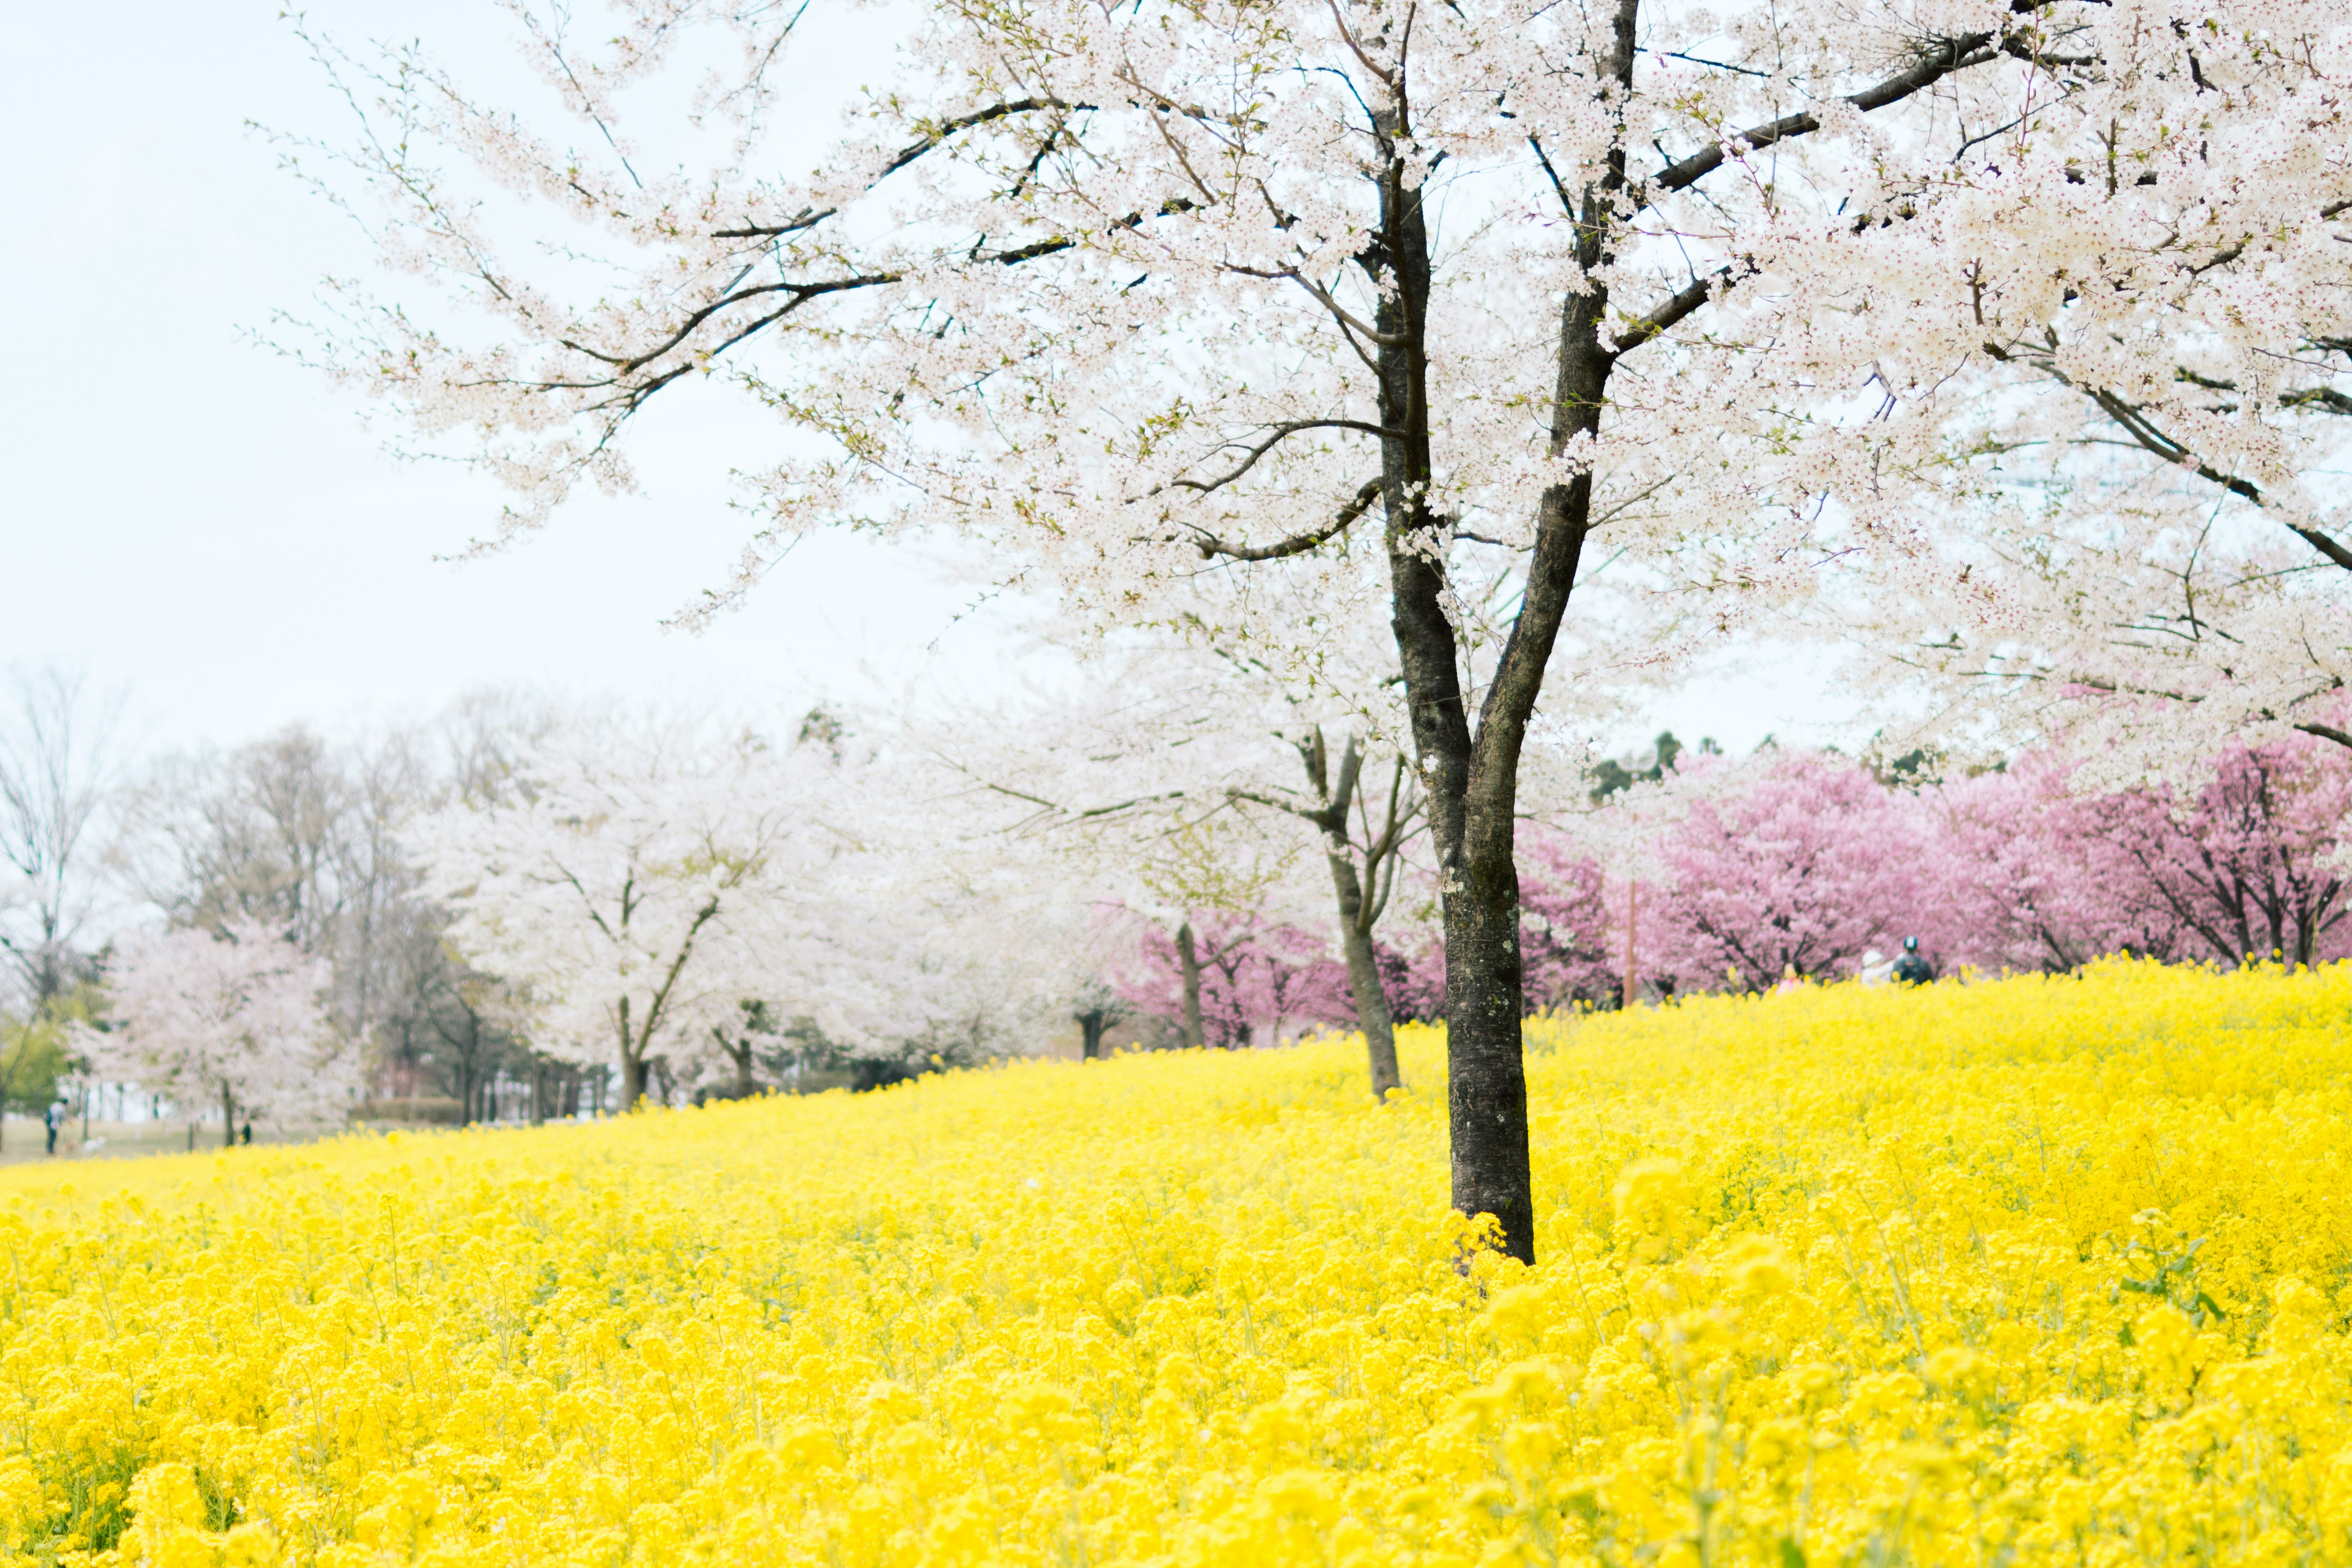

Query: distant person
[1773,963,1804,995]
[44,1102,61,1156]
[1893,935,1936,986]
[240,1121,253,1146]
[1859,948,1893,986]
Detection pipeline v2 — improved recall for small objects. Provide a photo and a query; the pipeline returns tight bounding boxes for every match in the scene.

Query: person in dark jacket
[1892,935,1935,985]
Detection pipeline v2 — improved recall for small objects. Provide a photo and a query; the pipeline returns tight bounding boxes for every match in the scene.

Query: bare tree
[121,726,352,948]
[0,665,127,1008]
[120,723,459,1065]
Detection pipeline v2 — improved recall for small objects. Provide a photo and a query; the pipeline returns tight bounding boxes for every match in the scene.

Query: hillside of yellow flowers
[6,959,2352,1567]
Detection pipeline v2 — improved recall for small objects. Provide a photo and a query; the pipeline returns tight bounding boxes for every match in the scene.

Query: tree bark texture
[1622,880,1640,1011]
[1369,1,1637,1263]
[1330,861,1400,1097]
[1175,922,1206,1049]
[1280,729,1407,1099]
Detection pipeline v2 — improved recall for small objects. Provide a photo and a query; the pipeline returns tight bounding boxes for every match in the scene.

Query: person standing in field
[1858,949,1893,986]
[44,1101,61,1156]
[1773,964,1804,995]
[1893,936,1936,986]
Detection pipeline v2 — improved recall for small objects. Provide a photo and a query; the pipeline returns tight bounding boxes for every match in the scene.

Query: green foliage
[1588,730,1721,803]
[1,1019,69,1115]
[0,985,102,1115]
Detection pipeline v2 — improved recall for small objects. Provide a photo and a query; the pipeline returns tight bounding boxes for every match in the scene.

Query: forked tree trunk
[1077,1009,1109,1060]
[1174,922,1207,1049]
[1369,0,1635,1261]
[1234,732,1413,1097]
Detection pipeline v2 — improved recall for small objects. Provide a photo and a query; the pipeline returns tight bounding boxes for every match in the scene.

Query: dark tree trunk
[220,1079,237,1150]
[1331,868,1401,1098]
[1077,1009,1108,1060]
[1365,2,1637,1265]
[1369,106,1533,1264]
[1174,922,1206,1049]
[734,1043,756,1098]
[1238,730,1411,1098]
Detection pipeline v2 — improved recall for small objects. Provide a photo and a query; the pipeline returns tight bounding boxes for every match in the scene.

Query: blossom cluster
[4,960,2349,1565]
[1115,735,2352,1045]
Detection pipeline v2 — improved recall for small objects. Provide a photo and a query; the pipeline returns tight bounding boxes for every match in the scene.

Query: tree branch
[714,98,1084,236]
[1987,339,2352,575]
[1644,12,2076,200]
[1611,262,1749,355]
[1188,477,1385,561]
[1153,422,1398,499]
[2296,722,2352,750]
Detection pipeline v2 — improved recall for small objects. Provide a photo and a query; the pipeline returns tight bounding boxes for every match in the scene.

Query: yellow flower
[0,959,2346,1567]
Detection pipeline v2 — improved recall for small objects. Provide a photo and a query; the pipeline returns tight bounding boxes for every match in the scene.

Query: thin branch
[1611,263,1748,354]
[1151,421,1399,499]
[1227,787,1317,820]
[714,98,1084,236]
[1645,18,2066,200]
[1527,135,1576,219]
[1185,477,1385,561]
[1225,264,1404,345]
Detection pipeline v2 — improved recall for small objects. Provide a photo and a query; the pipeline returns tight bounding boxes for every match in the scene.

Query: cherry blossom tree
[1118,917,1354,1050]
[411,716,835,1108]
[1567,737,2352,992]
[1224,730,1423,1093]
[1633,752,1929,992]
[1925,754,2191,972]
[95,921,345,1145]
[2093,739,2352,968]
[910,640,1436,1094]
[284,0,2348,1260]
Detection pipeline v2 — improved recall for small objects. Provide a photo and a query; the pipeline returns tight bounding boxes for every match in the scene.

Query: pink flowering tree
[2101,740,2352,969]
[1516,832,1618,1011]
[1118,918,1353,1050]
[1644,753,1929,992]
[95,920,347,1145]
[1926,756,2187,973]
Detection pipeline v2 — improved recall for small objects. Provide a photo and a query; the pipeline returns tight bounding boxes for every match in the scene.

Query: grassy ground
[0,1118,322,1167]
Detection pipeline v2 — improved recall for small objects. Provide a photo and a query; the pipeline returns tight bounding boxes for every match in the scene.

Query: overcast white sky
[0,1,1856,762]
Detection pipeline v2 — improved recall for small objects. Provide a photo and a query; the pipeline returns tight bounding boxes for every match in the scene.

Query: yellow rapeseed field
[5,959,2352,1567]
